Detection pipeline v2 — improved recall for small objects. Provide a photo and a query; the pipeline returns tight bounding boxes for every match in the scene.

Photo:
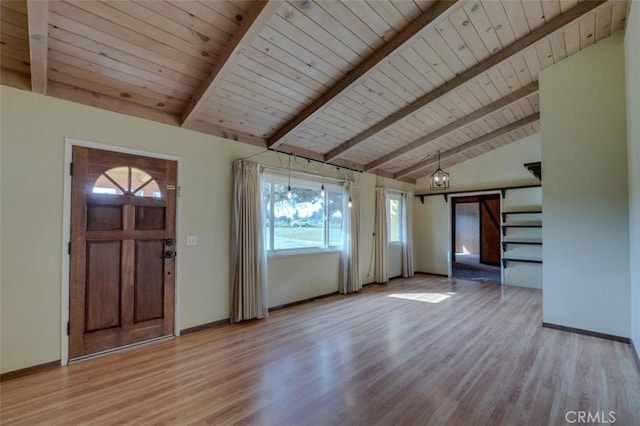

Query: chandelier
[429,151,449,191]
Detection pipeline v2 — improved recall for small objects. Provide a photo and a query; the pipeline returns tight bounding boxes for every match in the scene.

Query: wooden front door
[479,196,501,266]
[69,147,177,359]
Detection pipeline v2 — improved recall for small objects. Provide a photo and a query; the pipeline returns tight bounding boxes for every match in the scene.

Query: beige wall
[541,33,630,338]
[413,133,541,283]
[625,2,640,353]
[0,86,413,373]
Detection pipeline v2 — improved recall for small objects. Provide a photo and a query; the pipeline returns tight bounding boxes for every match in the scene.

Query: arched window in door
[93,166,162,198]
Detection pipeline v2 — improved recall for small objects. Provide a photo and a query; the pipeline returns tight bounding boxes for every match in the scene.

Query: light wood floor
[1,275,639,425]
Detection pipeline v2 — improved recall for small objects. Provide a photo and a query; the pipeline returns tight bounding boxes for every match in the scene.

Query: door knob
[165,238,175,247]
[164,250,175,259]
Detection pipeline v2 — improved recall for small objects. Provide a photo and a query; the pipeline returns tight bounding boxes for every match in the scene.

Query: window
[263,173,344,252]
[93,166,162,198]
[387,193,402,243]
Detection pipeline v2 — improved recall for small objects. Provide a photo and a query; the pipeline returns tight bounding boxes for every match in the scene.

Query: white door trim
[447,190,503,283]
[60,138,183,366]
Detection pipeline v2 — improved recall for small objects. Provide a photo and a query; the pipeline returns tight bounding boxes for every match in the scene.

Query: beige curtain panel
[230,160,268,322]
[402,192,415,278]
[340,182,361,294]
[374,187,388,283]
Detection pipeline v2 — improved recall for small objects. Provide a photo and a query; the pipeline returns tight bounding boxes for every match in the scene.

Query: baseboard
[415,271,449,278]
[1,360,60,382]
[632,339,640,370]
[542,322,630,344]
[269,291,339,313]
[181,318,231,335]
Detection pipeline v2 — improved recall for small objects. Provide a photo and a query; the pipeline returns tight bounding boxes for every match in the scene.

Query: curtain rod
[262,164,348,185]
[380,187,408,195]
[239,148,363,174]
[267,148,363,174]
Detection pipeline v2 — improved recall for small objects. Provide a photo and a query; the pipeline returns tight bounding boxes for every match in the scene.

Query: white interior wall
[413,133,541,282]
[625,2,640,355]
[268,251,340,308]
[541,33,630,338]
[0,86,413,373]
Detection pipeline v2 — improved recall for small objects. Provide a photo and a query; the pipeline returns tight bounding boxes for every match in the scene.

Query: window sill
[267,247,341,259]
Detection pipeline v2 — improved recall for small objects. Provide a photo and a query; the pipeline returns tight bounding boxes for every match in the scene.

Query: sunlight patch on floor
[388,293,452,303]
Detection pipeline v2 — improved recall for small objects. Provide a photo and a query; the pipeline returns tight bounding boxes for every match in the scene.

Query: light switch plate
[186,235,197,246]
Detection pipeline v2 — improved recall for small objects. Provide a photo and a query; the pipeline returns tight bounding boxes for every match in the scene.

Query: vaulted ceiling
[0,0,630,183]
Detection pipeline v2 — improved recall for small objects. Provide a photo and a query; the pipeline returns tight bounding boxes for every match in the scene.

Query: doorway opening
[451,195,501,283]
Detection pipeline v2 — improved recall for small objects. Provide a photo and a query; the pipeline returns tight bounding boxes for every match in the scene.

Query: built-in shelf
[502,208,542,214]
[501,238,543,250]
[524,161,542,180]
[502,237,542,243]
[501,209,542,221]
[501,201,543,274]
[502,258,543,268]
[501,220,542,236]
[502,220,542,227]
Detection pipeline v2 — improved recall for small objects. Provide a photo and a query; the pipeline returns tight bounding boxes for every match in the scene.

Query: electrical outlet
[504,268,511,275]
[186,235,197,246]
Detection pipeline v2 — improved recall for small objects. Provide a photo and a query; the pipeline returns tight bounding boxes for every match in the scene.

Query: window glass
[263,173,344,251]
[327,190,343,247]
[388,196,402,243]
[92,166,162,198]
[94,167,127,195]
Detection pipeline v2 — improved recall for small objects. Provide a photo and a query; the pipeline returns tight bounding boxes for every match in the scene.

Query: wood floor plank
[1,275,638,425]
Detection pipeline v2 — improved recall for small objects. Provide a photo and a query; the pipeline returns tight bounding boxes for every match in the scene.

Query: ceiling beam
[394,113,540,179]
[26,0,49,94]
[325,0,605,162]
[188,120,267,147]
[374,169,417,185]
[48,81,181,126]
[364,82,538,172]
[266,1,458,149]
[181,0,281,128]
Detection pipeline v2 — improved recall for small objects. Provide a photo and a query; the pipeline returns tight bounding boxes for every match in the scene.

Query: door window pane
[93,166,162,198]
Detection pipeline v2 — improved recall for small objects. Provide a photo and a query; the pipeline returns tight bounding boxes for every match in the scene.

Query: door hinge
[67,322,70,336]
[69,162,73,176]
[68,241,71,255]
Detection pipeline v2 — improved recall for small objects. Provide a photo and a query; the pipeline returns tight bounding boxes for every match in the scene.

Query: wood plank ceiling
[0,0,630,183]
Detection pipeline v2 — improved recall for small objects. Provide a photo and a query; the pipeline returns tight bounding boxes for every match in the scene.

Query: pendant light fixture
[429,151,450,191]
[287,155,292,199]
[320,163,325,197]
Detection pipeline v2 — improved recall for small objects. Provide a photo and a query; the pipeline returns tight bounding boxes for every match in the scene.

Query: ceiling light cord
[287,155,292,199]
[320,163,325,196]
